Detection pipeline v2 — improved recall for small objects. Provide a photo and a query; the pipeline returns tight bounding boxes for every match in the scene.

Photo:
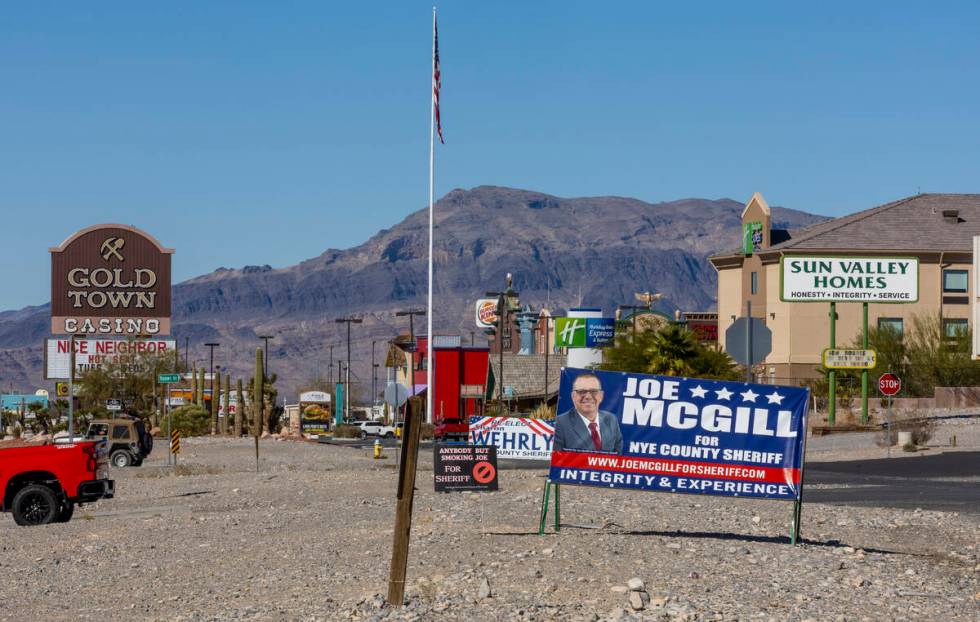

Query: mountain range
[0,186,826,401]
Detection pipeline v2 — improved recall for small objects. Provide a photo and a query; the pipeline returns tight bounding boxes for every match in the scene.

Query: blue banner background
[549,368,809,500]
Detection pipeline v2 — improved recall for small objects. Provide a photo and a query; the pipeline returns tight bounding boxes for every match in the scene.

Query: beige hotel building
[709,192,980,383]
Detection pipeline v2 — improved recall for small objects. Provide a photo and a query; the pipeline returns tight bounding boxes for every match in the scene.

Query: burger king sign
[475,298,499,328]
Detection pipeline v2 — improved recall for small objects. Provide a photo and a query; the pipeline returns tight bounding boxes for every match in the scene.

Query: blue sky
[2,1,978,310]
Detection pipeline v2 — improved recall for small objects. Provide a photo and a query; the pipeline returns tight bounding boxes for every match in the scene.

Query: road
[804,450,980,514]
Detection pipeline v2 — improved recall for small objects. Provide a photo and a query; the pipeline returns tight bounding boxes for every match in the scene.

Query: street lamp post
[543,316,552,410]
[335,317,363,423]
[371,340,378,418]
[204,342,219,434]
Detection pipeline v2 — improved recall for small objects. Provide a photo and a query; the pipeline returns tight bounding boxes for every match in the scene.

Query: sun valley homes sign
[50,224,174,335]
[780,256,918,303]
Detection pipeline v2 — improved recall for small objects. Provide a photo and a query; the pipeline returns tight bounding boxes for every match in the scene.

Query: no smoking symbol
[472,461,496,484]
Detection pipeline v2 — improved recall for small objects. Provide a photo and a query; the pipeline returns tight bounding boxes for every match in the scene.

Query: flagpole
[426,6,436,424]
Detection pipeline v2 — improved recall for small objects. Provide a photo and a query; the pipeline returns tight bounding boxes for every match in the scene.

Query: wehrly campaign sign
[469,416,554,460]
[549,368,809,500]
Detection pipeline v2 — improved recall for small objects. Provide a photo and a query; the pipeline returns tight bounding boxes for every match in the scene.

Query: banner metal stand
[537,480,560,535]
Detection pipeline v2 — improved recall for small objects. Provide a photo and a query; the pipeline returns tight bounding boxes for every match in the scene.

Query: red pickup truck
[0,440,115,526]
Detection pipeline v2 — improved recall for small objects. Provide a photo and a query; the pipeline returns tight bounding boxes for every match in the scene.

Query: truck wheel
[11,485,58,526]
[384,432,394,439]
[111,450,132,468]
[55,500,75,523]
[359,431,367,439]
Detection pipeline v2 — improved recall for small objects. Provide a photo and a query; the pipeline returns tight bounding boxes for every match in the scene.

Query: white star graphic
[690,385,708,399]
[766,391,784,405]
[715,387,733,401]
[740,389,759,402]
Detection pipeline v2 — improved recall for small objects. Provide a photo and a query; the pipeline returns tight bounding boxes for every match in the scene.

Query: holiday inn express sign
[51,224,174,335]
[780,256,918,303]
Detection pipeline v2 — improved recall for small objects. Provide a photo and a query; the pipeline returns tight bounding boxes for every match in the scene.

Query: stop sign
[878,373,901,396]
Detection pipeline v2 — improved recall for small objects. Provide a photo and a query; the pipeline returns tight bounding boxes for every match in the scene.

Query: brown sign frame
[50,224,174,335]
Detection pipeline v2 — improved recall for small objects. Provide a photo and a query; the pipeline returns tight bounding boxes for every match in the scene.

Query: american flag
[433,16,444,144]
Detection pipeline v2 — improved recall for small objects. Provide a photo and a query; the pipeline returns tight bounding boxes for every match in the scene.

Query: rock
[610,585,628,594]
[541,548,553,555]
[851,577,871,588]
[687,571,699,579]
[477,576,491,599]
[628,590,648,611]
[751,515,761,524]
[626,577,644,591]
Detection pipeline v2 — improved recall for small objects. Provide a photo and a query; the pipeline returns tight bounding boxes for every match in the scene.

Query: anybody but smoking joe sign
[549,368,809,500]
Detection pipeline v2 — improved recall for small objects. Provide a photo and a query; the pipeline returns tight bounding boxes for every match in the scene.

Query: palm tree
[646,324,700,376]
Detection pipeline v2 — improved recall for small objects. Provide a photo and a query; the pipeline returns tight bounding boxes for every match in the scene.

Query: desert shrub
[875,409,937,448]
[334,423,361,439]
[529,403,555,420]
[893,410,937,446]
[167,405,210,437]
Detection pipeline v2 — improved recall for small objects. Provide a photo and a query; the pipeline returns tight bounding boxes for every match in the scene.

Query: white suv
[357,420,395,438]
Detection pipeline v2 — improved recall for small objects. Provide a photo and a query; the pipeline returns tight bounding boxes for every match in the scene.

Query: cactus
[221,373,230,435]
[253,348,264,437]
[197,368,205,407]
[191,366,198,406]
[235,378,244,436]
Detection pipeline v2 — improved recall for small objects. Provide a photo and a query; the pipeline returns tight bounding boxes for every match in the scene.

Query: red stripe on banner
[526,419,554,436]
[550,451,800,485]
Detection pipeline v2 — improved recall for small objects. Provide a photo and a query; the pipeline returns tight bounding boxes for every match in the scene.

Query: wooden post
[387,397,424,606]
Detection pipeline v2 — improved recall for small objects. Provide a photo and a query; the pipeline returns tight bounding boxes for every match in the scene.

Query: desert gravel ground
[0,422,977,622]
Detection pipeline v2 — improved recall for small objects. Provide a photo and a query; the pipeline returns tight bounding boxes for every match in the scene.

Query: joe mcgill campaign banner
[549,368,809,500]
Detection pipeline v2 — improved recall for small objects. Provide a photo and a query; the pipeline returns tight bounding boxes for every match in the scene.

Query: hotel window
[877,317,903,336]
[943,269,968,293]
[750,271,758,295]
[943,318,968,338]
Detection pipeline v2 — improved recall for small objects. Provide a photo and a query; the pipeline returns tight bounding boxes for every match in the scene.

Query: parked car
[0,439,114,526]
[357,420,395,439]
[85,415,153,468]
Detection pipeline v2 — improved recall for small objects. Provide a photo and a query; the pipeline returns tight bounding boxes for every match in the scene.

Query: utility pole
[329,345,335,384]
[335,318,362,423]
[397,311,421,350]
[486,286,518,415]
[205,342,219,434]
[184,337,189,372]
[395,310,425,399]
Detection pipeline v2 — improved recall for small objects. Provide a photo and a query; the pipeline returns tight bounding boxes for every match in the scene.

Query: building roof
[488,353,565,400]
[711,193,980,260]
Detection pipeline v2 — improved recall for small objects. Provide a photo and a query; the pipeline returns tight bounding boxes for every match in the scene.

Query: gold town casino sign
[50,224,174,335]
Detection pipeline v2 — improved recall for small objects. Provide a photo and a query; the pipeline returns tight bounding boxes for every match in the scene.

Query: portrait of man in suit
[554,372,623,453]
